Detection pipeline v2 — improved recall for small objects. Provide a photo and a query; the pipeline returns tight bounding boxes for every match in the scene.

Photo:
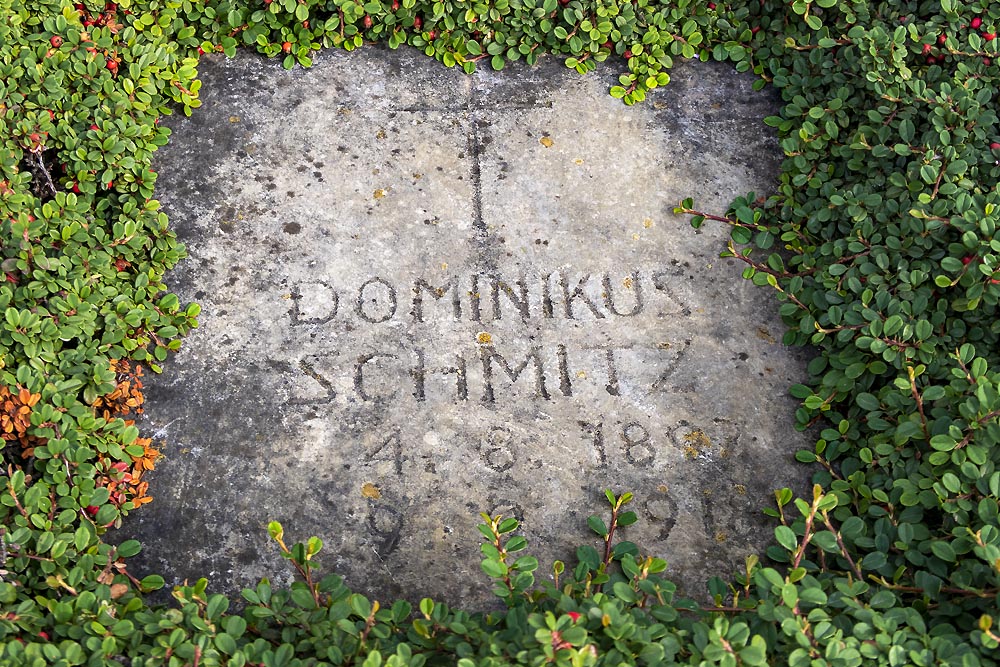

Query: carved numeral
[365,430,403,476]
[622,422,654,465]
[578,420,608,467]
[479,426,516,473]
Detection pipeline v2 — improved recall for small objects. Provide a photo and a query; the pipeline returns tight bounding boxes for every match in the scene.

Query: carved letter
[490,275,530,320]
[356,277,398,323]
[412,276,462,322]
[289,281,338,326]
[409,348,468,402]
[560,273,605,319]
[602,271,643,316]
[479,345,550,403]
[354,353,398,401]
[557,344,573,397]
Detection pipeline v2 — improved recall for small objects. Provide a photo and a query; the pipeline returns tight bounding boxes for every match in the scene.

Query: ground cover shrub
[1,0,999,664]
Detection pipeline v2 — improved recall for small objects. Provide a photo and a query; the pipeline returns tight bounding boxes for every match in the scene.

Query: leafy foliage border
[1,0,999,665]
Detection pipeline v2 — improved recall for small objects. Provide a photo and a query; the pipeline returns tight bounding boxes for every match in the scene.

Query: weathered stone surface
[120,45,810,608]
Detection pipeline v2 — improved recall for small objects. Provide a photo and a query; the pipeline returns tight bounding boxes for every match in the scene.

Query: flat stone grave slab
[120,45,810,607]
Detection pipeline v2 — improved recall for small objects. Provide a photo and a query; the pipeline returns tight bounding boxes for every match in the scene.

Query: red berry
[751,26,761,34]
[106,59,117,71]
[899,16,907,22]
[363,15,372,29]
[281,41,292,53]
[84,505,98,515]
[391,0,399,9]
[38,631,49,641]
[926,56,937,64]
[971,17,982,29]
[566,612,581,622]
[29,132,40,143]
[71,183,81,193]
[413,16,421,29]
[990,142,1000,150]
[962,255,974,265]
[624,49,632,58]
[707,2,716,8]
[90,124,99,131]
[427,30,436,40]
[938,33,947,44]
[983,32,996,41]
[106,181,113,189]
[922,43,932,54]
[197,47,204,55]
[50,35,63,47]
[985,58,992,66]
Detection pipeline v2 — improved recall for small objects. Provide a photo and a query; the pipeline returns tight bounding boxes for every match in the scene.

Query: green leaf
[117,540,141,558]
[739,636,768,666]
[588,515,609,537]
[207,594,229,619]
[419,598,434,618]
[612,581,638,602]
[774,525,797,552]
[215,633,237,655]
[930,541,956,562]
[856,392,880,411]
[498,517,518,533]
[481,558,508,578]
[95,505,118,526]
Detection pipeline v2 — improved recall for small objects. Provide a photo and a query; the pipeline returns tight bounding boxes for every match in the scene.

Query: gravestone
[120,45,810,607]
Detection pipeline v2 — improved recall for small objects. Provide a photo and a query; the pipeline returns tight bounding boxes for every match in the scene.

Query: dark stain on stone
[283,222,302,234]
[219,221,234,233]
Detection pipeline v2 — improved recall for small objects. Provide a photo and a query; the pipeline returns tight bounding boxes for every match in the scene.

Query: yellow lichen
[684,429,711,451]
